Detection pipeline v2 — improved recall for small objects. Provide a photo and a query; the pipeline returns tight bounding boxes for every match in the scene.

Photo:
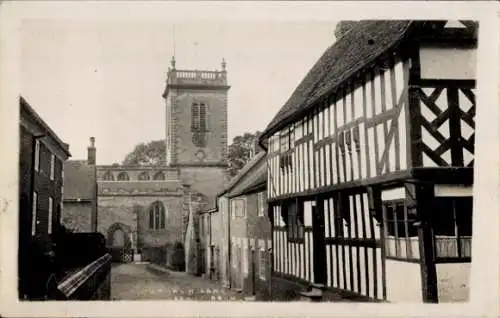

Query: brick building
[19,96,71,297]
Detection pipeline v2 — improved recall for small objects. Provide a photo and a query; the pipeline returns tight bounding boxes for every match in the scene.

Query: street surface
[111,263,251,301]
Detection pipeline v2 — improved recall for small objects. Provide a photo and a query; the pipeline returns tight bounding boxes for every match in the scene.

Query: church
[62,58,230,272]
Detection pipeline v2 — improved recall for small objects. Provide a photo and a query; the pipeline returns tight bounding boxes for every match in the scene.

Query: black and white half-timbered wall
[259,20,477,303]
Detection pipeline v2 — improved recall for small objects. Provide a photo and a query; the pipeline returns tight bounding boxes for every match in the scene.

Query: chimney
[87,137,96,165]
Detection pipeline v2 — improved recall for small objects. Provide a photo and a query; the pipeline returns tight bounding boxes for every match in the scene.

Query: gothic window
[117,172,130,181]
[153,171,165,180]
[191,102,209,147]
[149,201,166,230]
[138,172,150,180]
[103,171,114,181]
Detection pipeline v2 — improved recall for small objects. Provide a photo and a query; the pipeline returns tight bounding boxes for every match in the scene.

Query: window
[383,200,419,260]
[259,249,267,280]
[231,198,246,218]
[153,171,165,180]
[149,201,166,230]
[48,197,53,234]
[34,139,40,172]
[191,102,209,147]
[50,154,55,180]
[243,245,248,274]
[31,192,37,236]
[279,127,294,171]
[284,200,304,241]
[138,172,150,180]
[103,171,114,181]
[117,172,130,181]
[432,197,472,259]
[257,192,265,217]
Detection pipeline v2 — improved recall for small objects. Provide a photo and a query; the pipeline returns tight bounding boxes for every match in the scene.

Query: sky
[21,15,338,165]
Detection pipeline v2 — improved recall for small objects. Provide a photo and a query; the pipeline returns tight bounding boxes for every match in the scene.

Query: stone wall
[61,203,92,232]
[97,194,185,250]
[171,89,228,165]
[179,166,228,209]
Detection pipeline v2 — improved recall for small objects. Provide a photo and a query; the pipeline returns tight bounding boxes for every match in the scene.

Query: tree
[227,131,262,178]
[122,140,166,166]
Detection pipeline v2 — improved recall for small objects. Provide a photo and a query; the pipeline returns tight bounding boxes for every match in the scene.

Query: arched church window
[149,201,166,230]
[117,172,130,181]
[138,172,150,180]
[191,102,208,147]
[103,171,114,181]
[153,171,165,180]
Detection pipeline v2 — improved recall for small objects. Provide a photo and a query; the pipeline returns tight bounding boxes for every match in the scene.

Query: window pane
[455,197,473,236]
[385,205,396,236]
[48,197,53,234]
[433,198,456,236]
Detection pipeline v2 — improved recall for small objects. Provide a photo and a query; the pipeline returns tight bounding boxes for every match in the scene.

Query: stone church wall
[97,195,186,249]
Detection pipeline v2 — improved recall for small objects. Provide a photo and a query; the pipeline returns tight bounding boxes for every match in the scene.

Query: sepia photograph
[1,1,499,317]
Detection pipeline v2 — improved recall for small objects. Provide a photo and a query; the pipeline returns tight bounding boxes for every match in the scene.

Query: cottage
[258,20,477,303]
[62,137,98,233]
[225,152,272,300]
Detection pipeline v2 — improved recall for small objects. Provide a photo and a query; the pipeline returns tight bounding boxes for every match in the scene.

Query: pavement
[110,263,254,301]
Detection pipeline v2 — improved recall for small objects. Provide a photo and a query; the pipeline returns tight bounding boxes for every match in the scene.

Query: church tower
[162,57,230,204]
[163,57,229,167]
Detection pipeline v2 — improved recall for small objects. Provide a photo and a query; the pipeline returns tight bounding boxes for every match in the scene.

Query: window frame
[32,192,38,236]
[257,192,265,217]
[149,201,166,231]
[34,139,40,172]
[283,199,304,242]
[50,154,55,180]
[431,196,473,261]
[382,199,420,261]
[117,172,130,181]
[48,197,53,234]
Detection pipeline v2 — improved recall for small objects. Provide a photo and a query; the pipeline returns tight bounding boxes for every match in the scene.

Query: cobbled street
[111,263,252,301]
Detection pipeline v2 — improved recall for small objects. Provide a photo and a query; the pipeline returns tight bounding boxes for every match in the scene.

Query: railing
[55,254,112,300]
[174,70,225,80]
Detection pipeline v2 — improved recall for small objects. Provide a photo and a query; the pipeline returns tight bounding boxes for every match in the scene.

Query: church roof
[63,160,96,201]
[259,20,413,140]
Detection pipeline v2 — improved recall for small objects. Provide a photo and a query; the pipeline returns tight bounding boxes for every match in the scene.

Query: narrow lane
[111,263,250,301]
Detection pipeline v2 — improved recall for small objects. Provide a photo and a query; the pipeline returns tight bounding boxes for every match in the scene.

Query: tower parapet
[163,58,229,98]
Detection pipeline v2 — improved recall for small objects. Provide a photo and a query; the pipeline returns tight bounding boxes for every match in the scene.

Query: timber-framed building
[259,20,477,303]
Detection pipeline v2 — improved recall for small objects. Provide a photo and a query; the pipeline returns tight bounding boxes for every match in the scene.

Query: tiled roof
[260,20,413,140]
[63,160,96,200]
[226,154,267,198]
[218,151,266,197]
